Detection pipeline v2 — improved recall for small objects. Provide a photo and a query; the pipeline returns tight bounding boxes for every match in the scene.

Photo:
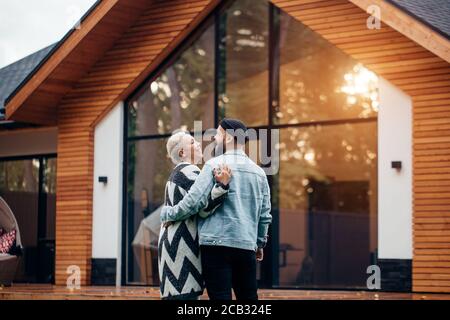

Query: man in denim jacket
[160,118,272,300]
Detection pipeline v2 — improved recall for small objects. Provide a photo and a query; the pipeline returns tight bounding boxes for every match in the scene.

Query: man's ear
[224,132,234,144]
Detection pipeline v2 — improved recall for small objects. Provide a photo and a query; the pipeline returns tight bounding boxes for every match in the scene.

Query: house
[1,0,449,293]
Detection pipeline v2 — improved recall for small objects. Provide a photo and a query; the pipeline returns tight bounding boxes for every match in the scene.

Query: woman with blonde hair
[158,131,231,300]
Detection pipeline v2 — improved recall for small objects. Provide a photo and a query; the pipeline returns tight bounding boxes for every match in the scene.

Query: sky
[0,0,97,69]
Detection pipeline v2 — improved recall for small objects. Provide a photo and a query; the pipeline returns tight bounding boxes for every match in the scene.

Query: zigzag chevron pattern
[158,219,199,262]
[158,163,204,299]
[158,220,203,298]
[158,235,202,277]
[160,256,203,296]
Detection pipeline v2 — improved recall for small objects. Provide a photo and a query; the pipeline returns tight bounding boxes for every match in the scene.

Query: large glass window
[125,19,216,285]
[126,139,172,285]
[276,124,377,288]
[128,21,215,137]
[0,155,56,283]
[217,0,269,126]
[124,0,379,289]
[273,9,379,288]
[277,12,378,125]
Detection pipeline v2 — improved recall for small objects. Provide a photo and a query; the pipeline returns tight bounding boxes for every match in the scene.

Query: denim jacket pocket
[199,214,223,239]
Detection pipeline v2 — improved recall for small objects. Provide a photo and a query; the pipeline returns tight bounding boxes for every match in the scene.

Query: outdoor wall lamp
[391,161,402,171]
[98,176,108,184]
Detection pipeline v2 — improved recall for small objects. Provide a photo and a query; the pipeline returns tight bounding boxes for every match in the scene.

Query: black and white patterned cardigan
[158,162,228,300]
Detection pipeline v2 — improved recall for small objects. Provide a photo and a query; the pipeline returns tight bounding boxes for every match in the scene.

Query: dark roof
[0,43,56,121]
[388,0,450,39]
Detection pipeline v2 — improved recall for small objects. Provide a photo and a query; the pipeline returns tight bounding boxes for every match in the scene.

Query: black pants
[200,245,258,300]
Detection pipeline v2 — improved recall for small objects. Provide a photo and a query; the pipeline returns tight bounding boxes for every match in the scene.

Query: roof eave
[4,0,121,123]
[349,0,450,64]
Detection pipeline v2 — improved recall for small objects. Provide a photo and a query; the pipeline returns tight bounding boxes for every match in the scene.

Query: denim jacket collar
[224,149,246,156]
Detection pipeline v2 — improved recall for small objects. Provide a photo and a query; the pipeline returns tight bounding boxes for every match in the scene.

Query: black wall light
[391,161,402,170]
[98,176,108,184]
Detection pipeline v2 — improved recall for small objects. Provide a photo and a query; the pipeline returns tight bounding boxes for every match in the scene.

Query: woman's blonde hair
[166,131,190,165]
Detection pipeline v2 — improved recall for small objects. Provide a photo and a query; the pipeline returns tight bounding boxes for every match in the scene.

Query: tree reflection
[278,12,379,124]
[218,0,269,126]
[128,21,215,137]
[276,9,378,287]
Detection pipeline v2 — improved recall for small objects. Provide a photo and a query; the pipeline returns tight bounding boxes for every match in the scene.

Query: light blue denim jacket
[160,149,272,251]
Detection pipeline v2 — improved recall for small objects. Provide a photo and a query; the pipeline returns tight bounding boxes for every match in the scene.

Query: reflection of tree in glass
[278,123,377,210]
[218,0,269,126]
[127,139,172,217]
[278,11,379,124]
[0,160,39,192]
[43,158,57,194]
[128,22,215,137]
[127,138,175,285]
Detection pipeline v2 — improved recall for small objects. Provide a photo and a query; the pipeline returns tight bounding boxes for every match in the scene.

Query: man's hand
[256,248,264,262]
[214,164,232,185]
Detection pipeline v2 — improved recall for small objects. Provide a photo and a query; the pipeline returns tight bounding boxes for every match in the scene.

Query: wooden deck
[1,285,450,300]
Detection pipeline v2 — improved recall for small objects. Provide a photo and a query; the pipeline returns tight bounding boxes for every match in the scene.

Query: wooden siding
[272,0,450,293]
[55,0,218,285]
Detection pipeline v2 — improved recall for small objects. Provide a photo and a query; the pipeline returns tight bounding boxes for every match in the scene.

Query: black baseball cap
[219,118,248,143]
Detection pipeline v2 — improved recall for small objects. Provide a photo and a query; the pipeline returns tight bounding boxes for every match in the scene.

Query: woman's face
[180,134,203,164]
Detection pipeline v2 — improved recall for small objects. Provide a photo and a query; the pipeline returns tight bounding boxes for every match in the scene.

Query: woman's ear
[178,149,184,159]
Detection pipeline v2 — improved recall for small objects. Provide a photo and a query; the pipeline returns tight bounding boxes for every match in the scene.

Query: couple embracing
[158,118,272,300]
